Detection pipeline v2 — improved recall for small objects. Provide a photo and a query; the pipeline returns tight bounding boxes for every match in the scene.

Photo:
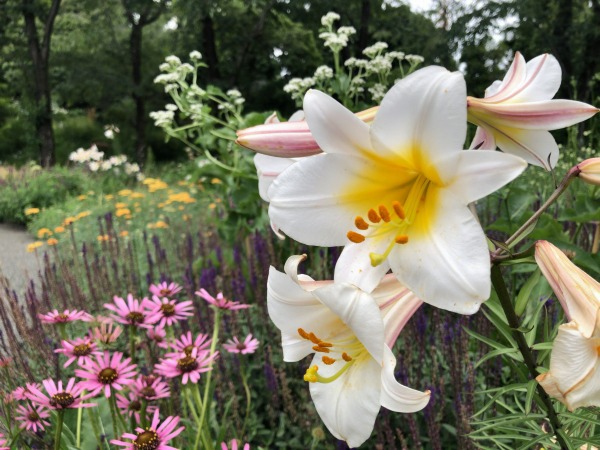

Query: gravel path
[0,223,40,297]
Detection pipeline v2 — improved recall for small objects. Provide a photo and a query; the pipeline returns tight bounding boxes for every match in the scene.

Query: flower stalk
[53,409,65,450]
[490,265,568,449]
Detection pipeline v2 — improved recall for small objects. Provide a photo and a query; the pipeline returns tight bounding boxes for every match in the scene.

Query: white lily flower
[267,255,429,448]
[535,240,600,410]
[267,67,527,314]
[468,52,598,170]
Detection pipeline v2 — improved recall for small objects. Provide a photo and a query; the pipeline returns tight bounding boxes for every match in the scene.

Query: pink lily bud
[577,157,600,186]
[236,106,378,158]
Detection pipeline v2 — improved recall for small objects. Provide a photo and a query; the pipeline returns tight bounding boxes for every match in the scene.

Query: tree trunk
[130,22,146,166]
[22,0,61,167]
[357,0,371,52]
[201,5,220,82]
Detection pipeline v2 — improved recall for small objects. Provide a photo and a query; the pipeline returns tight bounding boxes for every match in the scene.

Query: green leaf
[515,270,541,317]
[524,380,537,415]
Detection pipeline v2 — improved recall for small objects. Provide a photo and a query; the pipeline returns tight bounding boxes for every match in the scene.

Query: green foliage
[53,113,105,164]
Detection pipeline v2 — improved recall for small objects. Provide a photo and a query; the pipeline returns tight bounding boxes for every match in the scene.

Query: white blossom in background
[320,12,340,27]
[363,42,388,58]
[189,50,203,61]
[314,66,334,81]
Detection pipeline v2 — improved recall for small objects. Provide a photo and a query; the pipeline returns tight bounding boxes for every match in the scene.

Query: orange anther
[298,328,310,340]
[342,352,352,362]
[322,356,336,365]
[312,345,330,353]
[379,205,391,222]
[392,201,405,219]
[308,332,321,344]
[318,342,333,347]
[367,208,381,223]
[347,231,365,243]
[394,235,409,244]
[354,216,369,230]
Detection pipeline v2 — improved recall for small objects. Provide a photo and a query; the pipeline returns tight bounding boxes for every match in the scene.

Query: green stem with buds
[490,265,569,450]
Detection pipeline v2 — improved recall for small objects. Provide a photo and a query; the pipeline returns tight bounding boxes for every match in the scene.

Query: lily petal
[310,355,381,448]
[537,322,600,411]
[388,190,490,314]
[381,346,430,412]
[370,66,467,166]
[303,89,372,155]
[494,128,558,170]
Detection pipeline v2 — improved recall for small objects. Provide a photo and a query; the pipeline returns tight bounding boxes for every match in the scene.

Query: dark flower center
[134,430,159,449]
[98,368,118,384]
[126,311,145,323]
[73,343,92,356]
[27,411,40,421]
[177,356,198,373]
[236,342,247,351]
[57,313,70,322]
[129,400,142,411]
[140,386,157,398]
[183,345,194,356]
[50,392,75,408]
[160,303,175,317]
[159,289,170,296]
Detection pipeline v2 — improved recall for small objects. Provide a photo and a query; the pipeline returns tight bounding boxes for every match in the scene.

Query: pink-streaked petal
[494,128,558,170]
[236,120,322,158]
[254,153,297,202]
[469,125,496,150]
[303,89,372,156]
[370,66,466,167]
[470,99,598,130]
[483,52,527,102]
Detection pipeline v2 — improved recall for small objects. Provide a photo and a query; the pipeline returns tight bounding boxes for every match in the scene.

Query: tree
[122,0,167,166]
[21,0,62,167]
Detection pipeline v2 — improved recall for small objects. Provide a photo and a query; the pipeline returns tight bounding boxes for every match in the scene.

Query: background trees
[0,0,597,166]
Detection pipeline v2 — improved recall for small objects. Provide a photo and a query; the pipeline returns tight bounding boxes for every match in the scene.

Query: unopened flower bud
[577,157,600,186]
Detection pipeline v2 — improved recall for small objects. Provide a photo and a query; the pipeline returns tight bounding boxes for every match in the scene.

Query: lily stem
[492,166,579,260]
[490,265,569,450]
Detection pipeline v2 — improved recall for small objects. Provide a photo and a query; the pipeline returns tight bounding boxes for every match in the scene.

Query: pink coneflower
[223,334,259,355]
[27,378,96,410]
[38,309,92,324]
[155,348,217,384]
[0,433,9,450]
[165,331,210,358]
[116,391,157,424]
[12,382,42,401]
[54,337,102,367]
[147,295,193,327]
[91,318,123,344]
[16,404,50,432]
[75,351,137,397]
[111,409,184,449]
[131,374,170,401]
[195,288,251,311]
[104,294,159,328]
[149,281,183,298]
[221,440,250,450]
[147,326,169,349]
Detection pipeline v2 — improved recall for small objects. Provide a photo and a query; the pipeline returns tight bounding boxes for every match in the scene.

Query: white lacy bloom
[88,161,100,172]
[165,55,182,66]
[321,12,340,27]
[124,162,140,175]
[189,50,202,61]
[314,65,334,80]
[154,73,179,85]
[100,160,113,171]
[405,54,424,64]
[337,26,356,36]
[535,241,600,410]
[69,148,89,163]
[367,55,393,74]
[268,255,429,447]
[150,110,175,127]
[226,89,242,98]
[363,42,389,58]
[368,83,387,102]
[267,67,527,314]
[388,51,405,61]
[88,145,104,161]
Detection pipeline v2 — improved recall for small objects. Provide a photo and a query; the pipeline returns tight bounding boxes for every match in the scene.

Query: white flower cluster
[69,144,141,178]
[319,27,356,53]
[320,12,340,27]
[283,77,316,104]
[149,110,175,128]
[69,144,104,163]
[314,65,334,81]
[103,124,120,140]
